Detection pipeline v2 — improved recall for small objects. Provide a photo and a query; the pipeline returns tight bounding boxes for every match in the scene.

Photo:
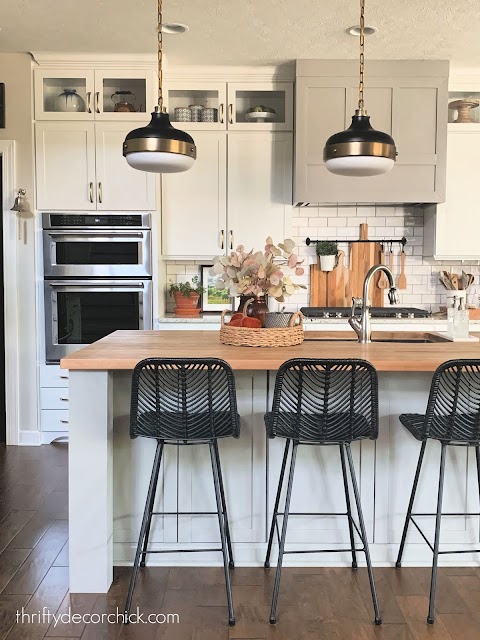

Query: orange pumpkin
[228,318,243,327]
[241,316,262,329]
[230,312,244,322]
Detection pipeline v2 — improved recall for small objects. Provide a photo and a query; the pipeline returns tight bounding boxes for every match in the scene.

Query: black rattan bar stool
[395,359,480,625]
[124,358,240,626]
[264,358,381,625]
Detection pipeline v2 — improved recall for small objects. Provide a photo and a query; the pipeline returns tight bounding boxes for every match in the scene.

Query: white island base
[68,369,480,594]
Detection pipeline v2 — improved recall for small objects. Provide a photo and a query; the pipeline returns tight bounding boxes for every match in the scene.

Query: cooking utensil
[398,250,407,290]
[450,273,459,290]
[378,245,389,289]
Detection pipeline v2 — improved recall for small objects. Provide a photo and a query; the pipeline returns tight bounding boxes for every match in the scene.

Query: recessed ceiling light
[161,23,189,34]
[347,25,378,36]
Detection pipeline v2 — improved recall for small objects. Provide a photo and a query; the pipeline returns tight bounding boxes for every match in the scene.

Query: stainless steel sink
[303,332,449,344]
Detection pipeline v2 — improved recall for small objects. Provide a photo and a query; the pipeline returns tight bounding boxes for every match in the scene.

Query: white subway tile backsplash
[165,204,479,314]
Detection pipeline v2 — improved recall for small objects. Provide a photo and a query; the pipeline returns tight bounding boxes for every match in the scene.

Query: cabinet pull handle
[60,397,69,402]
[219,103,224,124]
[220,229,224,250]
[228,104,233,125]
[60,420,69,424]
[229,230,234,250]
[98,182,103,204]
[86,92,92,114]
[60,375,69,380]
[89,182,94,203]
[95,91,100,113]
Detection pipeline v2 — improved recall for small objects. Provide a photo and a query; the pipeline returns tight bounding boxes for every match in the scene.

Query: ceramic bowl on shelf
[245,105,276,123]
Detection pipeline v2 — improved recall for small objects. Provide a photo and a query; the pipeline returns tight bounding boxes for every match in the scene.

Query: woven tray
[220,310,304,347]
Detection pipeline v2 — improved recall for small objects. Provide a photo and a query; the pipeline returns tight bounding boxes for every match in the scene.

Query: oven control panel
[42,213,150,229]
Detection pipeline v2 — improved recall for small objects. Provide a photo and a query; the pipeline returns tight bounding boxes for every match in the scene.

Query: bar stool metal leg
[428,443,447,625]
[209,441,235,626]
[124,441,164,622]
[213,440,234,569]
[265,439,291,569]
[345,443,382,625]
[340,444,358,569]
[140,441,164,567]
[269,441,298,625]
[396,440,427,568]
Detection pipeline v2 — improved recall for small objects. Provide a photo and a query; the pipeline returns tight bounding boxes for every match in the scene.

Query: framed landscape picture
[201,265,234,312]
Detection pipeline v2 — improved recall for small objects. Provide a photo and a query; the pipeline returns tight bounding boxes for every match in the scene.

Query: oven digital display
[49,214,143,227]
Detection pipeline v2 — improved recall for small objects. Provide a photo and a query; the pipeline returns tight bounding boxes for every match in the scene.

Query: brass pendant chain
[157,0,164,111]
[358,0,366,115]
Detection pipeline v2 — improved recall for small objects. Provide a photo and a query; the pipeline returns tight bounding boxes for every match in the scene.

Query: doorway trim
[0,141,20,445]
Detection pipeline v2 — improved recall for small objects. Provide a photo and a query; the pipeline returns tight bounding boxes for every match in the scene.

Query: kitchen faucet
[349,265,398,343]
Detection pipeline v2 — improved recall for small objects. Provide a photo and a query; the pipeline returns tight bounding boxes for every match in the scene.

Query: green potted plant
[315,241,338,272]
[168,276,205,317]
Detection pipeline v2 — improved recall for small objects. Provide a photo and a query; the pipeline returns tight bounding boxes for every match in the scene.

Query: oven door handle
[48,282,145,289]
[47,232,145,239]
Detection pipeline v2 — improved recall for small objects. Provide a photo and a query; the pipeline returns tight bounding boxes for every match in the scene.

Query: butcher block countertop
[60,330,480,372]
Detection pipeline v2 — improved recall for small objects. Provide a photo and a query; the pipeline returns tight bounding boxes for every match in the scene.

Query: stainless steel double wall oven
[43,212,153,362]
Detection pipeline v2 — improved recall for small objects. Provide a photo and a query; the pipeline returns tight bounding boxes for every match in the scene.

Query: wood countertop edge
[60,330,480,372]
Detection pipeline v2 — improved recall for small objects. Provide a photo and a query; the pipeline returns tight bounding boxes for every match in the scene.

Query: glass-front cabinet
[34,68,155,121]
[164,81,293,131]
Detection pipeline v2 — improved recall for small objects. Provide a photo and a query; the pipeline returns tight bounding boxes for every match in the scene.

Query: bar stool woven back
[131,358,240,441]
[266,358,378,443]
[401,360,480,444]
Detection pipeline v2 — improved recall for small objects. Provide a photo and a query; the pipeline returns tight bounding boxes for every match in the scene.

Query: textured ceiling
[0,0,478,68]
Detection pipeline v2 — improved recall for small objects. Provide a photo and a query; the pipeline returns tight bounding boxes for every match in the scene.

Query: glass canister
[55,89,86,113]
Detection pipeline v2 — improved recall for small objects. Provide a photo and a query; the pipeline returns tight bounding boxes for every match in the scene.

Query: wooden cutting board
[350,224,383,306]
[309,250,350,307]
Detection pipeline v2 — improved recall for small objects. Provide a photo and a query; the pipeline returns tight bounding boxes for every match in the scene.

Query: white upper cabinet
[161,132,227,258]
[95,123,156,211]
[294,60,449,204]
[36,122,156,211]
[164,80,293,132]
[161,132,292,259]
[424,126,480,260]
[227,133,292,250]
[33,57,156,121]
[36,122,96,211]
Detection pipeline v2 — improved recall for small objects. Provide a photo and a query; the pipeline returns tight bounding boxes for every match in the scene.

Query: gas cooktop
[300,307,432,319]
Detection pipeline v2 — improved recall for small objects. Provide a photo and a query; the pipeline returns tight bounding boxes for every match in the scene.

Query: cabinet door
[161,132,227,258]
[94,69,156,121]
[426,129,480,259]
[95,123,156,211]
[34,69,95,121]
[227,82,293,131]
[35,122,96,211]
[227,133,292,251]
[164,81,227,131]
[295,67,447,204]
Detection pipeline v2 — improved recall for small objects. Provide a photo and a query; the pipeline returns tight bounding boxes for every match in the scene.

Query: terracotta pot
[173,292,201,317]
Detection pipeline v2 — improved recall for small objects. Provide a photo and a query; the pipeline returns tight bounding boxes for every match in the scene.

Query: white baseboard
[17,430,42,446]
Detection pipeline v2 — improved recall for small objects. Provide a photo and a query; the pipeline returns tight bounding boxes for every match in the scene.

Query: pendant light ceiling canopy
[324,0,397,177]
[123,0,196,174]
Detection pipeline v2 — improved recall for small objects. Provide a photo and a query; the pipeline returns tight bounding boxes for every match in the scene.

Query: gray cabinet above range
[294,60,449,205]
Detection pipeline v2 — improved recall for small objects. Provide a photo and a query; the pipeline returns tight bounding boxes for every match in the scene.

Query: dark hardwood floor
[1,443,480,639]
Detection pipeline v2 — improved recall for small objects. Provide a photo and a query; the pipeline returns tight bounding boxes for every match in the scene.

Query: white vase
[319,254,336,271]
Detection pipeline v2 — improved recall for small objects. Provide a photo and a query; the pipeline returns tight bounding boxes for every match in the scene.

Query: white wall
[0,53,38,441]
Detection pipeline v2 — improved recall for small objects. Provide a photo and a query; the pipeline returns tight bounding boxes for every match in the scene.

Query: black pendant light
[123,0,196,174]
[324,0,397,177]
